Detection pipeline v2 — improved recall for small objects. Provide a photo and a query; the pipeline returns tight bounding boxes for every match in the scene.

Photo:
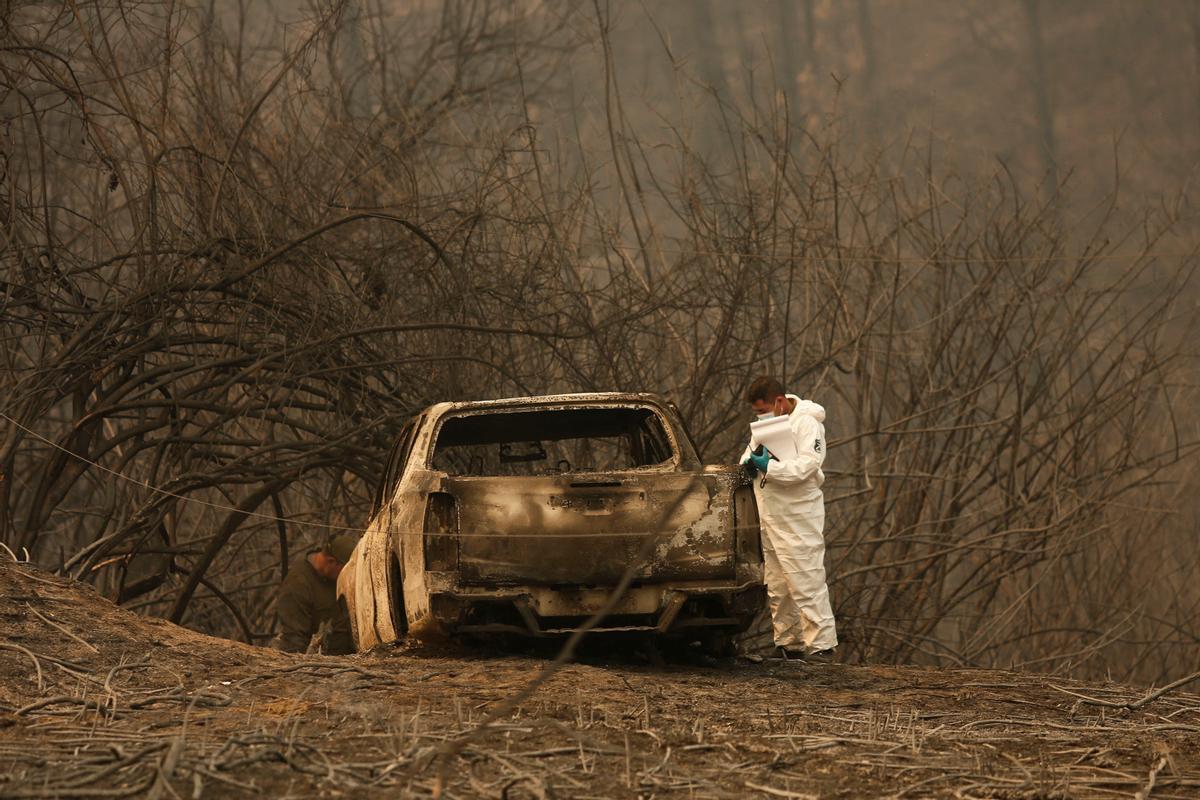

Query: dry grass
[1,561,1197,798]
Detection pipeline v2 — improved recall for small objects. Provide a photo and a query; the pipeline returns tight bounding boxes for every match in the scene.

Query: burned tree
[2,0,1196,685]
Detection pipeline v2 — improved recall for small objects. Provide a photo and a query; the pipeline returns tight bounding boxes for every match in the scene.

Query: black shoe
[774,646,835,663]
[805,648,835,664]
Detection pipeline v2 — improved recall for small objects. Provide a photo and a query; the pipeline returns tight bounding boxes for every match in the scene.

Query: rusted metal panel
[448,471,737,586]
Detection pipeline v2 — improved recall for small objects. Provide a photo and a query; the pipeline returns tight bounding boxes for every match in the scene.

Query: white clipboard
[749,415,797,461]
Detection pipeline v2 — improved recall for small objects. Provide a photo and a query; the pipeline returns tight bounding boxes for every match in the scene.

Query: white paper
[749,415,798,462]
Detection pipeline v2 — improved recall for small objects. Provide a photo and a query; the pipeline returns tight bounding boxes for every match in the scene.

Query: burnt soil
[0,561,1197,799]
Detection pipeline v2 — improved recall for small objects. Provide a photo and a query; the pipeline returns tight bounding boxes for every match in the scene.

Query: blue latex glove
[749,448,771,473]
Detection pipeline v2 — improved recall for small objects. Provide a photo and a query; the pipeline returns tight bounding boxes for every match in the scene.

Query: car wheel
[699,632,735,658]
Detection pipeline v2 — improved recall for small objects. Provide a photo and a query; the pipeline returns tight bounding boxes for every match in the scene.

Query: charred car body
[337,393,764,651]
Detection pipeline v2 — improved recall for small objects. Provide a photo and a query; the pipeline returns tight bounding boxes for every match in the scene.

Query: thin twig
[1050,670,1200,710]
[25,603,100,653]
[0,642,45,691]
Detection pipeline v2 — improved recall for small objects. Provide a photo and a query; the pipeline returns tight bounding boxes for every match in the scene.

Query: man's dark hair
[746,376,787,404]
[323,534,358,564]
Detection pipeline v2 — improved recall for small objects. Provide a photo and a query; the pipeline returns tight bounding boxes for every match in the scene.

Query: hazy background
[593,0,1200,207]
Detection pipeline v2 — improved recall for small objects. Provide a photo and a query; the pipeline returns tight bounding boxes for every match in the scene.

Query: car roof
[421,392,671,417]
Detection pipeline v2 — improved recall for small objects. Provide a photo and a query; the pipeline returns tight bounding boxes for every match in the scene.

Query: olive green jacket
[272,554,354,655]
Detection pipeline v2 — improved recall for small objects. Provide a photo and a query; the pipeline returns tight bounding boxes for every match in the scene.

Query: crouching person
[742,376,838,660]
[272,534,358,655]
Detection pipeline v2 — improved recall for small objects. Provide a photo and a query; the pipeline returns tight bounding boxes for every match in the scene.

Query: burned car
[337,393,764,652]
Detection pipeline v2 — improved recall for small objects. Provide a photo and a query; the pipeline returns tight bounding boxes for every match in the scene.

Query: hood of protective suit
[787,394,825,423]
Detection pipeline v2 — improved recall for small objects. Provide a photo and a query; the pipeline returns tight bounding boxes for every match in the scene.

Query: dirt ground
[0,561,1197,799]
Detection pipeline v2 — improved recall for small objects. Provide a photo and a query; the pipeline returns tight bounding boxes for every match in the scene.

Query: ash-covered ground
[0,560,1197,799]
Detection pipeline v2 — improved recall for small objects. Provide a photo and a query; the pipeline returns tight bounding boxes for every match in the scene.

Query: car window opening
[432,407,674,477]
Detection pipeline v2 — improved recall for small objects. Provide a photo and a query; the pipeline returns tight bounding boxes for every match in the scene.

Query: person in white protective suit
[740,376,838,658]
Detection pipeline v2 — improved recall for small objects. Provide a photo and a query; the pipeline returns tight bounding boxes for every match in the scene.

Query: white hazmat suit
[742,395,838,654]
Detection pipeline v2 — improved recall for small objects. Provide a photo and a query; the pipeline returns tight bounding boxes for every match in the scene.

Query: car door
[351,418,418,647]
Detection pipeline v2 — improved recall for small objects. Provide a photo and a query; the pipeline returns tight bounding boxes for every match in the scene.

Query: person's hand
[741,454,758,475]
[749,449,771,472]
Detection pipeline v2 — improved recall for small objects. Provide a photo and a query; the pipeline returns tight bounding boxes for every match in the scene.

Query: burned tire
[698,632,736,658]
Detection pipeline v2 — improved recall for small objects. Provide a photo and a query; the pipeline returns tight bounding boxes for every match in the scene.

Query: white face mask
[755,412,775,421]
